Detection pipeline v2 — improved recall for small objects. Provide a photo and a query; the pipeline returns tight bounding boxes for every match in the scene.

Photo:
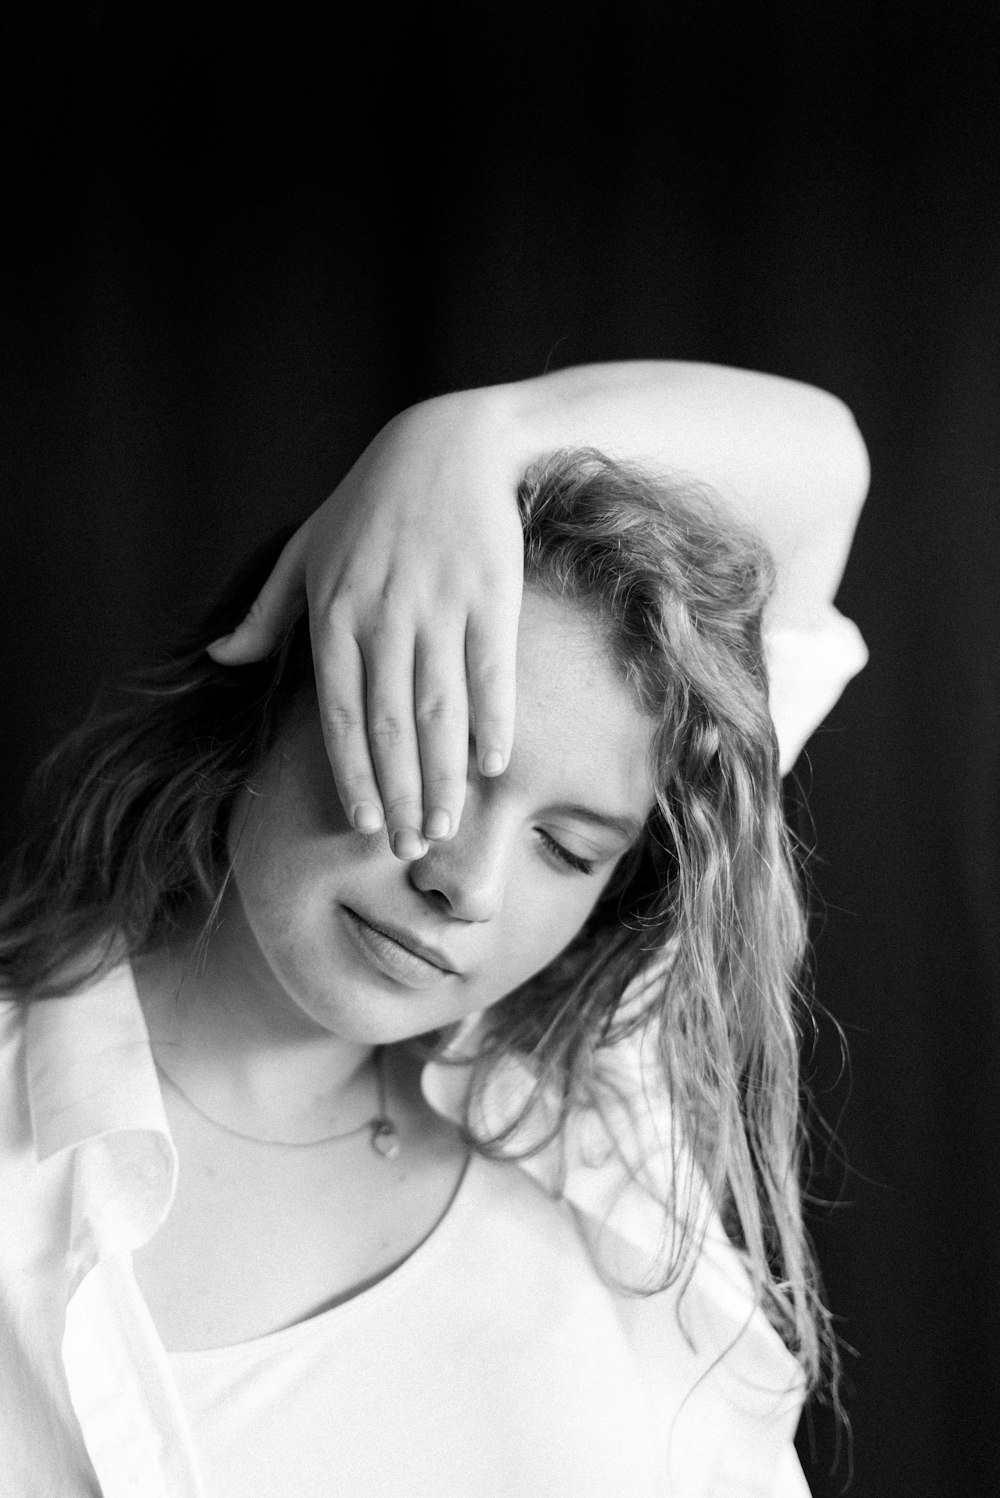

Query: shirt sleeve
[774,1440,813,1496]
[765,608,869,775]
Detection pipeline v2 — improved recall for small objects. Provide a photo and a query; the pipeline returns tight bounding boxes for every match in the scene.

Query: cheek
[497,881,608,992]
[228,814,301,959]
[227,781,335,944]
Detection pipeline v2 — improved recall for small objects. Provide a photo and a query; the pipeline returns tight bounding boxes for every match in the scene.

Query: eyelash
[537,829,597,877]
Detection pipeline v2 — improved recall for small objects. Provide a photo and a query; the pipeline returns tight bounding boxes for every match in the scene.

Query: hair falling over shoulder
[465,452,836,1397]
[0,527,312,998]
[0,456,837,1400]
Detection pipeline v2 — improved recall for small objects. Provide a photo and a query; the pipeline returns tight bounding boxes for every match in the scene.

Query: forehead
[510,590,658,822]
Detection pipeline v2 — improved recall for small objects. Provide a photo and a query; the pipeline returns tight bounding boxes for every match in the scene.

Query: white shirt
[1,966,809,1498]
[169,1153,685,1498]
[765,609,868,774]
[0,611,864,1495]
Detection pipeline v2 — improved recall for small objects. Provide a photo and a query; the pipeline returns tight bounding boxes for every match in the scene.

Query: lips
[342,907,458,975]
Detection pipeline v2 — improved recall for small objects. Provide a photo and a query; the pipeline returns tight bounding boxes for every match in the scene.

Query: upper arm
[510,361,871,628]
[635,366,871,627]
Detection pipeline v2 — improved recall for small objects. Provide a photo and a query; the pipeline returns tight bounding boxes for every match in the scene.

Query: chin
[289,983,450,1048]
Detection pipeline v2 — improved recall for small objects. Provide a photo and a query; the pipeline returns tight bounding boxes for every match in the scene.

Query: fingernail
[206,633,233,652]
[481,751,504,776]
[424,808,451,840]
[353,802,383,833]
[392,829,426,860]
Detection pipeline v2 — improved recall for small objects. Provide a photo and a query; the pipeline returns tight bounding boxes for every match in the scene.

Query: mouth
[341,906,459,984]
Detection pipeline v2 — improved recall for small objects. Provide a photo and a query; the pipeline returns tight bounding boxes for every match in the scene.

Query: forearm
[215,359,871,833]
[420,362,870,627]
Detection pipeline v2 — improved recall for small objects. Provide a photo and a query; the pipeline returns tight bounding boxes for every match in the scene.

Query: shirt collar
[27,965,177,1268]
[26,963,169,1161]
[25,965,694,1276]
[25,962,803,1407]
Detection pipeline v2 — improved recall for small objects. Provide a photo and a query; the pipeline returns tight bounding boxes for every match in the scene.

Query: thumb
[207,522,310,663]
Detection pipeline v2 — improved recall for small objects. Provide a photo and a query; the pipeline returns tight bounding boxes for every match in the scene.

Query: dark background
[2,5,998,1494]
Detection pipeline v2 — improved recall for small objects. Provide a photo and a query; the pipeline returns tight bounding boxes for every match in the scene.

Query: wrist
[395,382,533,491]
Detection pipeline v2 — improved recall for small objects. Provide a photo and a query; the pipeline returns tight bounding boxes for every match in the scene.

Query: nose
[407,811,506,924]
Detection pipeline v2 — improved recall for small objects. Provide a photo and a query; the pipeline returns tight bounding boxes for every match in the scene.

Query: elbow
[833,397,871,518]
[806,387,871,524]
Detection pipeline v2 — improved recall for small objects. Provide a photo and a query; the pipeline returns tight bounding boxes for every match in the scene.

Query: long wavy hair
[0,450,831,1392]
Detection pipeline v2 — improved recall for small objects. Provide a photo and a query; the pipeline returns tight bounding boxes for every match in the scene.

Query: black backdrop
[2,6,998,1495]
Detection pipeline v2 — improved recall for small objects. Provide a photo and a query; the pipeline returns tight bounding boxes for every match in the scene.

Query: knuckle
[467,650,508,685]
[368,713,406,748]
[377,575,409,609]
[471,701,509,728]
[368,583,411,630]
[337,778,380,812]
[381,791,423,821]
[415,694,466,731]
[323,705,364,741]
[473,669,502,699]
[420,770,467,798]
[321,587,357,621]
[316,604,357,643]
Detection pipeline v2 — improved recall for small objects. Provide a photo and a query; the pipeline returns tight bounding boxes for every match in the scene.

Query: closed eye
[536,829,597,876]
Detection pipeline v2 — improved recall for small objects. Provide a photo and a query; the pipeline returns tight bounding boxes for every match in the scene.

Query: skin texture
[208,362,867,857]
[145,590,656,1142]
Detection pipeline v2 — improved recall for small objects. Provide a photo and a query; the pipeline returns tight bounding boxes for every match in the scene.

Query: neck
[135,918,378,1143]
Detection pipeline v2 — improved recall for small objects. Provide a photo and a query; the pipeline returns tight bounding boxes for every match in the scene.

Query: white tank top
[169,1152,668,1497]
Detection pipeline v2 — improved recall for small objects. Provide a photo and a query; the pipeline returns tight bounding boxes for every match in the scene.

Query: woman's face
[222,590,658,1044]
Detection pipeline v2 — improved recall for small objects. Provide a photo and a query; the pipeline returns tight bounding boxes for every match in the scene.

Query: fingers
[365,637,426,860]
[210,527,520,860]
[315,614,473,860]
[314,615,429,860]
[207,524,310,664]
[414,628,470,845]
[465,590,520,779]
[312,620,388,838]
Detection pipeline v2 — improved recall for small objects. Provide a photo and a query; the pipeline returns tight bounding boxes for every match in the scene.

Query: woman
[0,364,868,1497]
[209,361,869,851]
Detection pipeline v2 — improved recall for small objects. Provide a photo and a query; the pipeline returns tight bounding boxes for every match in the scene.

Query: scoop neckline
[168,1149,484,1366]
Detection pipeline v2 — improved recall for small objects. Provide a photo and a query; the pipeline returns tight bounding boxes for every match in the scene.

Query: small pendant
[371,1119,401,1160]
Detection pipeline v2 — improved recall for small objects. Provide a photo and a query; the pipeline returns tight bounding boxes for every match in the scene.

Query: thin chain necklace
[154,1047,401,1159]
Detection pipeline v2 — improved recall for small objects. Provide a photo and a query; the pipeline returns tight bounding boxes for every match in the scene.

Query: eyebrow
[544,804,645,844]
